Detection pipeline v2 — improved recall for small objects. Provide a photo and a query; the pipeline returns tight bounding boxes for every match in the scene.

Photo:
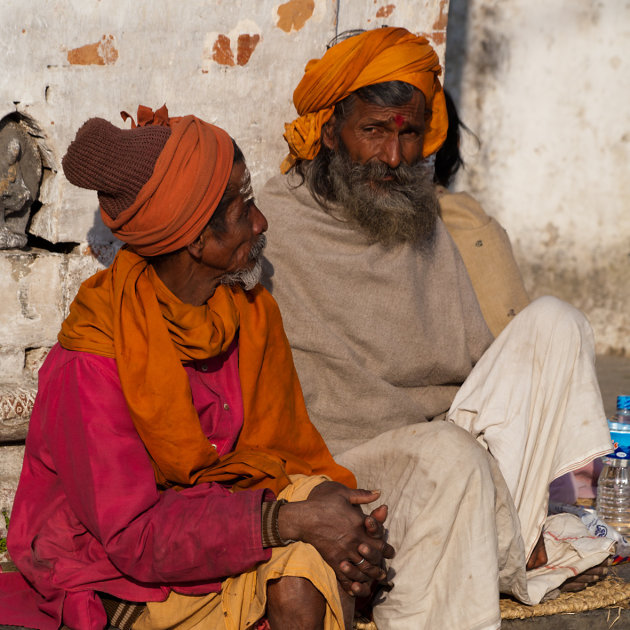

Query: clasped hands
[276,481,395,597]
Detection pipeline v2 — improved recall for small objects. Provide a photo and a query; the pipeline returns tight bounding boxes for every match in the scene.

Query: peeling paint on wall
[429,0,448,45]
[376,4,395,19]
[67,35,119,66]
[276,0,315,33]
[9,255,33,284]
[212,34,235,66]
[236,34,261,65]
[204,22,262,69]
[208,32,261,67]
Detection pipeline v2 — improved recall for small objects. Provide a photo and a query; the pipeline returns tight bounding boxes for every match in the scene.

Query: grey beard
[328,148,440,247]
[221,234,266,291]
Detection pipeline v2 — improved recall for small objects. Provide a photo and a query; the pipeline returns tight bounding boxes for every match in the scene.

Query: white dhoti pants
[336,297,613,630]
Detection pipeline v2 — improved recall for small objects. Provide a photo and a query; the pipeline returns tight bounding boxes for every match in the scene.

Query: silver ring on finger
[353,557,366,567]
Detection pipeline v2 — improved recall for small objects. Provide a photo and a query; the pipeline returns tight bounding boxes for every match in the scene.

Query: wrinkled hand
[277,481,395,597]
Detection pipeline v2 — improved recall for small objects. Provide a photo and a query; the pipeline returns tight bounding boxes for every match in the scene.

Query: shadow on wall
[443,0,469,107]
[86,208,122,268]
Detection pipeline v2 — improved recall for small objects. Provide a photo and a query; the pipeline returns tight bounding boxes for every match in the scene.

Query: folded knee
[397,422,493,481]
[434,422,493,477]
[523,296,590,337]
[266,576,326,630]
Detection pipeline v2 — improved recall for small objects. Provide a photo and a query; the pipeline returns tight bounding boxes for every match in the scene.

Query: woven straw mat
[500,576,630,620]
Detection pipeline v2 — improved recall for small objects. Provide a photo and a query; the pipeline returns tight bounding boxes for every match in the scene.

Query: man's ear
[322,116,338,151]
[187,230,206,260]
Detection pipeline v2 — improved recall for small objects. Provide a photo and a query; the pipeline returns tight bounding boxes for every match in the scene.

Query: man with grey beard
[259,27,613,630]
[325,134,440,247]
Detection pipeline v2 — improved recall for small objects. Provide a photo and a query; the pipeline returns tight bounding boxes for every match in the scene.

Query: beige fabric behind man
[437,185,530,337]
[261,173,492,455]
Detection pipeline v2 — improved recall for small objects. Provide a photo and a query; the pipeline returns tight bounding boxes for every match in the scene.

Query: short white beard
[221,234,266,291]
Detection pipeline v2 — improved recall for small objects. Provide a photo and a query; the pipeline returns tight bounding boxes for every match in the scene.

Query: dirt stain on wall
[67,35,118,66]
[276,0,315,33]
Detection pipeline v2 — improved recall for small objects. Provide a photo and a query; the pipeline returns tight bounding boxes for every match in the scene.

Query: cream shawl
[260,174,493,454]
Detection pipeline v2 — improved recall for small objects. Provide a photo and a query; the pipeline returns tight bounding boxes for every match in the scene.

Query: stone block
[0,444,24,561]
[24,347,50,381]
[65,245,117,300]
[0,251,67,351]
[0,249,105,381]
[0,445,24,515]
[29,179,116,247]
[0,348,24,382]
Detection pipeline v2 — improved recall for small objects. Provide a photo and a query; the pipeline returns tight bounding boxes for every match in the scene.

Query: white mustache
[249,234,267,260]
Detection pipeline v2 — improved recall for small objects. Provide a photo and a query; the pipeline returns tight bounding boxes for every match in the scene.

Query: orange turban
[281,27,448,172]
[63,105,234,257]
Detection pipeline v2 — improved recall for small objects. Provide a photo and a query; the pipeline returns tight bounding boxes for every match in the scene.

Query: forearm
[102,484,272,583]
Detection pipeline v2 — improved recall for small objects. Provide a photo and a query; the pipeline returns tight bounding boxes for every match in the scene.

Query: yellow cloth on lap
[134,475,345,630]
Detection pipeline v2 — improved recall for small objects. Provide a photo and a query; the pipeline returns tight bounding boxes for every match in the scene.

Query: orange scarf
[58,248,354,494]
[282,27,448,172]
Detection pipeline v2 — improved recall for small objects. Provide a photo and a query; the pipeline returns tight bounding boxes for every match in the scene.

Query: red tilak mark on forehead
[394,114,405,127]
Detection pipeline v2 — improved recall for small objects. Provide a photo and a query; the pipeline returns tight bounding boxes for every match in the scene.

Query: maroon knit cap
[62,118,171,219]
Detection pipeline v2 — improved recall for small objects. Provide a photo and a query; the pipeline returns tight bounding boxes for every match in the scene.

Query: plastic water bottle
[596,395,630,534]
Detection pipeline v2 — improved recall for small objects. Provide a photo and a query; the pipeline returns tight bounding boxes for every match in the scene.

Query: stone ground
[0,355,628,629]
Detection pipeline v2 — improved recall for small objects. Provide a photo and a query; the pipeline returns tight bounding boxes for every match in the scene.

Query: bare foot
[526,532,611,593]
[558,557,612,593]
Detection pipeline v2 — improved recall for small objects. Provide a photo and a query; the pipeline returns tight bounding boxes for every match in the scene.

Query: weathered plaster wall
[1,0,447,244]
[445,0,630,355]
[0,0,448,382]
[0,0,447,385]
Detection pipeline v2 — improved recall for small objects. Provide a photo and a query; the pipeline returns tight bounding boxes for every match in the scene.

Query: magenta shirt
[0,341,272,630]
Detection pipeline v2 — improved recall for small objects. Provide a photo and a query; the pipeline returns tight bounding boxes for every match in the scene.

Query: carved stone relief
[0,120,43,249]
[0,384,35,443]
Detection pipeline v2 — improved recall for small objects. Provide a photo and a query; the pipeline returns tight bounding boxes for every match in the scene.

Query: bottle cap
[618,396,630,411]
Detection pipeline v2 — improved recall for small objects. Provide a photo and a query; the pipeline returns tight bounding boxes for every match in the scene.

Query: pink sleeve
[42,351,271,584]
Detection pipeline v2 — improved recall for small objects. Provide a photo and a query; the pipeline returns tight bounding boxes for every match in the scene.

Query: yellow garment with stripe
[134,475,344,630]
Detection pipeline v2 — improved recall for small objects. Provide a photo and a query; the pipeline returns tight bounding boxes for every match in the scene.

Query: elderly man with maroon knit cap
[0,106,397,630]
[260,27,614,629]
